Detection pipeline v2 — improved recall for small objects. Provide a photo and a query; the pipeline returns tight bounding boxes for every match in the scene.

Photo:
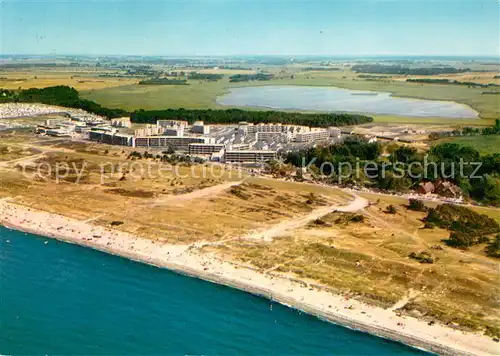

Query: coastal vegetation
[424,204,500,251]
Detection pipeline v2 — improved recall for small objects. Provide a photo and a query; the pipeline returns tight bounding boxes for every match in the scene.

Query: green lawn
[434,135,500,155]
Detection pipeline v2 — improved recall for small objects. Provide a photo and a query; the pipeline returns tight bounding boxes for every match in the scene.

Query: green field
[82,70,499,120]
[434,135,500,154]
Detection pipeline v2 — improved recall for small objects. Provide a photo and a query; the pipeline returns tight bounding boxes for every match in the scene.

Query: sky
[1,0,499,57]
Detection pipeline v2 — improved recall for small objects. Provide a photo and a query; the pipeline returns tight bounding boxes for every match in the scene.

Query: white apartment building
[294,129,330,142]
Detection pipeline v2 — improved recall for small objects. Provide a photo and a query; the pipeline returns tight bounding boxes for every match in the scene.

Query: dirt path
[244,194,369,241]
[149,180,244,207]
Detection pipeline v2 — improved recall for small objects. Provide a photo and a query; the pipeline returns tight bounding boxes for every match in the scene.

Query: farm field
[0,69,139,90]
[82,69,500,120]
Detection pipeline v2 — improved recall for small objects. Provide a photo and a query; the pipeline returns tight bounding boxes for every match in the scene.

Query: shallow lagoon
[217,86,479,118]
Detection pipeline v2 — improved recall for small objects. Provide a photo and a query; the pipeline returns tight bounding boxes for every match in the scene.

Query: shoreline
[1,200,497,356]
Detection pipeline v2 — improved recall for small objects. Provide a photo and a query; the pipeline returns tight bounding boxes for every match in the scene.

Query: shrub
[485,235,500,258]
[425,204,499,234]
[407,199,427,212]
[409,251,435,263]
[385,205,397,214]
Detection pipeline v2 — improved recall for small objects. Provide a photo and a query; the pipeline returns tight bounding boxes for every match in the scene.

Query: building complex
[36,116,341,164]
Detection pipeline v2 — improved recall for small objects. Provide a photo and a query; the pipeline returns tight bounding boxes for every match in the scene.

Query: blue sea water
[0,227,428,355]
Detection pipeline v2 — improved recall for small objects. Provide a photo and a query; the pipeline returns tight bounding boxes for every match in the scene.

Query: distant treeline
[357,74,391,79]
[302,67,341,71]
[407,78,499,88]
[0,86,128,118]
[138,78,188,85]
[229,73,274,82]
[352,64,470,76]
[187,72,223,81]
[130,108,373,127]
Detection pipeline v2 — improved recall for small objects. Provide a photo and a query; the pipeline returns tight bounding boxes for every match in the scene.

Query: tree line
[229,73,274,82]
[285,137,500,206]
[0,86,128,118]
[130,108,373,127]
[187,72,223,81]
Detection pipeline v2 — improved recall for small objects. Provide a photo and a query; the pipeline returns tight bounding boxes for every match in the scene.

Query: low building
[417,182,435,195]
[328,126,341,138]
[224,150,277,164]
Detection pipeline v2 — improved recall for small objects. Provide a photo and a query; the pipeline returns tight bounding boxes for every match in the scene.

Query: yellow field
[0,70,138,90]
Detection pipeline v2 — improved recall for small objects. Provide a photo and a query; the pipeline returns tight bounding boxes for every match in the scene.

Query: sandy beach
[1,199,498,356]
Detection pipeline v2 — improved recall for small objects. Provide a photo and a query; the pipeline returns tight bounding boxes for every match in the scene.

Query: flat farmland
[0,69,139,90]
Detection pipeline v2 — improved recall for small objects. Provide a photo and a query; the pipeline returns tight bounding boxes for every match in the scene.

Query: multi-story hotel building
[188,143,225,155]
[224,150,277,164]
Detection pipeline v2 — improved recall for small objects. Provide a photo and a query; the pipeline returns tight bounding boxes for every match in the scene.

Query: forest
[285,137,500,206]
[130,108,373,127]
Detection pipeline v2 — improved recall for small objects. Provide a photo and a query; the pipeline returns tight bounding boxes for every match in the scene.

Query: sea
[0,227,428,355]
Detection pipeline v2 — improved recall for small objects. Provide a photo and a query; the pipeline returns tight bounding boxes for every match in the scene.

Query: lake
[216,86,479,118]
